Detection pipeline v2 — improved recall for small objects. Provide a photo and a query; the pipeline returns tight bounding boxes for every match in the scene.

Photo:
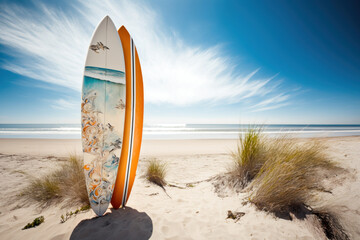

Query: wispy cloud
[0,0,291,109]
[50,98,78,110]
[250,94,291,112]
[0,3,89,90]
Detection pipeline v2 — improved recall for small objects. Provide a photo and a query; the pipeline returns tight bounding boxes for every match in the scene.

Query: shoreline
[1,124,360,141]
[0,135,359,157]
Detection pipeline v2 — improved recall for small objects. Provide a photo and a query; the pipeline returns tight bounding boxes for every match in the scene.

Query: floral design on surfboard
[81,66,125,207]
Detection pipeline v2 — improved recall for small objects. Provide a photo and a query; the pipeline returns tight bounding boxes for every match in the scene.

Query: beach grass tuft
[226,128,348,237]
[230,127,266,188]
[21,155,88,208]
[227,128,339,213]
[249,138,338,213]
[145,158,167,187]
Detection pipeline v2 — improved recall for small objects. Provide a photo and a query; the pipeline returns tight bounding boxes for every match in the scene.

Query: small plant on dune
[22,216,44,230]
[249,138,338,214]
[21,155,88,208]
[60,205,90,223]
[230,128,266,188]
[145,158,167,187]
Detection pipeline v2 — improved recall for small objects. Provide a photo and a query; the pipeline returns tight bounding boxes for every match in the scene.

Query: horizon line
[1,123,360,126]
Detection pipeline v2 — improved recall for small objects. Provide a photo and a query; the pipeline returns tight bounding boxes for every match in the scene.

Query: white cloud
[250,94,291,112]
[0,3,89,90]
[0,0,290,109]
[51,98,78,110]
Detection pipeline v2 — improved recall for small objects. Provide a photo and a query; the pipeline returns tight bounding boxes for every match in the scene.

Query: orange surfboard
[111,26,144,209]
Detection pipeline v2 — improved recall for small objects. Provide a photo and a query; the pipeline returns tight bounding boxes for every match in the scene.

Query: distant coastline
[1,123,360,139]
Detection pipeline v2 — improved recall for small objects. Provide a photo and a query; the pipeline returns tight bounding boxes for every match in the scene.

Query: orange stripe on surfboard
[111,26,144,209]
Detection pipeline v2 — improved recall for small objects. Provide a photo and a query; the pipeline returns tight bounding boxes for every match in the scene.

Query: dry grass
[145,159,167,187]
[227,128,348,237]
[229,128,266,188]
[249,137,339,214]
[20,155,88,208]
[227,128,339,213]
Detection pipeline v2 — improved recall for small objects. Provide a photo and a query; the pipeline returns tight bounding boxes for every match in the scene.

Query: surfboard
[111,26,144,209]
[81,16,126,216]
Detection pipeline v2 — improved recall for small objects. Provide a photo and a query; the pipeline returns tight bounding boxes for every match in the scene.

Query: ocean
[1,124,360,139]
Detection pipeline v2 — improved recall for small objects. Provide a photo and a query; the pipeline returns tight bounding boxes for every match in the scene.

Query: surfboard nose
[99,15,116,28]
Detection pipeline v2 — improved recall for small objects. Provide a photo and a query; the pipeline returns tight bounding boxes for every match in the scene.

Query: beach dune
[0,137,359,239]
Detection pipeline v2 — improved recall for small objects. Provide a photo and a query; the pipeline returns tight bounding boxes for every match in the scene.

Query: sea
[0,124,360,139]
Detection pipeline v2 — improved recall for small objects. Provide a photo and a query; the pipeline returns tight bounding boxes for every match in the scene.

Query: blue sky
[0,0,359,124]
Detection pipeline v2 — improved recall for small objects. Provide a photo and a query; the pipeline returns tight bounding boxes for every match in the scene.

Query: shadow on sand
[70,207,153,240]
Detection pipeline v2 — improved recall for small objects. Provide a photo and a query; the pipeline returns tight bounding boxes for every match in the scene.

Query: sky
[0,0,359,124]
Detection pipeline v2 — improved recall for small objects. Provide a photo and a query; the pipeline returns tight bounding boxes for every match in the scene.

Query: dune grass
[20,155,88,208]
[228,128,348,237]
[229,128,339,214]
[145,158,167,187]
[249,138,337,213]
[230,128,266,188]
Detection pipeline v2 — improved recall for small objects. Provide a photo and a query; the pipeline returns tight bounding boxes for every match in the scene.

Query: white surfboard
[81,16,126,216]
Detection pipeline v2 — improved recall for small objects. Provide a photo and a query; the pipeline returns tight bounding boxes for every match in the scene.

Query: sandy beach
[0,136,359,240]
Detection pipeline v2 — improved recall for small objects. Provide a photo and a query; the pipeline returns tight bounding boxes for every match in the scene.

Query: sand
[0,136,359,240]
